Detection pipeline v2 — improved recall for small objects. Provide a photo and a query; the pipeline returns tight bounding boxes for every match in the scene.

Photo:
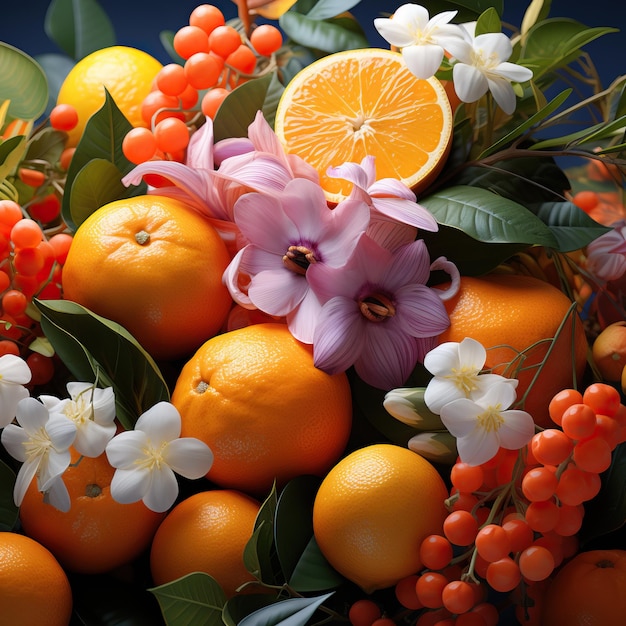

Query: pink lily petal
[219,152,294,192]
[371,197,438,231]
[222,247,254,308]
[367,214,418,251]
[213,137,254,164]
[248,268,308,317]
[285,289,323,344]
[280,179,334,240]
[382,239,432,289]
[313,297,364,374]
[326,161,372,189]
[357,324,420,389]
[186,116,215,171]
[394,284,450,337]
[368,177,416,201]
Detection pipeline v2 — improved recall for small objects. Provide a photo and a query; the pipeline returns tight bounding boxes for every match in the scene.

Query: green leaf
[62,89,145,231]
[223,594,282,626]
[44,0,116,60]
[244,484,282,585]
[274,476,344,592]
[474,7,501,36]
[0,135,27,183]
[69,158,128,228]
[238,591,334,626]
[35,299,170,429]
[213,72,277,143]
[530,115,626,151]
[477,89,572,159]
[305,0,362,20]
[534,201,611,251]
[0,43,48,120]
[420,185,559,248]
[521,19,618,83]
[0,460,18,532]
[24,127,67,168]
[150,572,227,626]
[279,11,368,53]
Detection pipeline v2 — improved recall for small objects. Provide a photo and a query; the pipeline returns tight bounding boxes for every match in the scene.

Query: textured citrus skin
[62,195,232,361]
[150,489,260,597]
[56,45,162,147]
[541,549,626,626]
[274,48,452,203]
[0,532,73,625]
[312,443,448,593]
[171,323,353,495]
[19,448,164,574]
[438,274,589,428]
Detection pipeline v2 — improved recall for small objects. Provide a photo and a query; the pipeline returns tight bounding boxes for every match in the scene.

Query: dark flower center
[283,245,317,275]
[359,293,396,322]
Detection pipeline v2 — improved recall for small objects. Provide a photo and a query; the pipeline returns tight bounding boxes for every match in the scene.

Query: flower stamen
[476,404,505,432]
[283,245,317,275]
[359,293,396,322]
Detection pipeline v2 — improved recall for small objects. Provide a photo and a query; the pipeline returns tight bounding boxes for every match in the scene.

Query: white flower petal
[74,421,117,458]
[402,43,445,79]
[110,467,151,504]
[0,383,29,428]
[164,438,213,479]
[13,458,39,506]
[143,466,179,513]
[0,354,31,384]
[457,337,488,370]
[498,410,535,450]
[440,398,483,437]
[486,76,517,115]
[105,430,149,469]
[423,341,463,375]
[452,63,489,103]
[457,430,499,466]
[134,402,182,443]
[0,423,28,461]
[15,397,49,432]
[43,476,71,513]
[424,377,466,414]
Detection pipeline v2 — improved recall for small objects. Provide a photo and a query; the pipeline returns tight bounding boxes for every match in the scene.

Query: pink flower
[585,221,626,283]
[307,234,456,389]
[223,177,370,343]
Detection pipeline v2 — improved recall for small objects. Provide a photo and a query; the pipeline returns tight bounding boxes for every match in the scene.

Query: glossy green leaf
[69,158,128,228]
[0,43,48,121]
[279,11,368,53]
[531,115,626,151]
[213,72,277,143]
[474,7,501,36]
[244,484,282,585]
[0,135,26,183]
[534,201,611,251]
[223,594,282,626]
[44,0,116,60]
[274,476,343,592]
[0,460,18,532]
[150,572,226,626]
[62,89,145,231]
[238,591,334,626]
[35,299,170,430]
[420,185,559,248]
[305,0,362,20]
[262,73,286,130]
[24,126,67,166]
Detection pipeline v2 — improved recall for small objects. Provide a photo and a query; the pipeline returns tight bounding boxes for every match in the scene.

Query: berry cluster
[384,382,626,626]
[0,199,73,386]
[122,3,283,165]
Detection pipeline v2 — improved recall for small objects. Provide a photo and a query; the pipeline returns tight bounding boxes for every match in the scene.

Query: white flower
[374,3,464,79]
[40,382,116,457]
[1,397,76,511]
[423,337,516,413]
[445,26,533,114]
[105,401,213,513]
[440,382,535,466]
[0,354,32,428]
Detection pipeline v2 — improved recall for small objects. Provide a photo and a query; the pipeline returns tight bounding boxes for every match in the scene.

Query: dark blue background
[2,1,625,87]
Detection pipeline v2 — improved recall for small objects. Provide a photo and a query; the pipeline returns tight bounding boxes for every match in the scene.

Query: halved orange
[274,48,453,203]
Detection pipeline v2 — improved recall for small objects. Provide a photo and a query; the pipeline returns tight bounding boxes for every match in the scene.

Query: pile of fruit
[0,1,625,625]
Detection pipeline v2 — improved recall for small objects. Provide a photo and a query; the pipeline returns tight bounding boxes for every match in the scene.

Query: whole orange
[150,489,260,597]
[0,531,73,626]
[437,274,588,428]
[56,46,162,147]
[312,443,448,593]
[592,321,626,382]
[62,195,232,361]
[541,549,626,625]
[171,323,352,495]
[19,448,165,574]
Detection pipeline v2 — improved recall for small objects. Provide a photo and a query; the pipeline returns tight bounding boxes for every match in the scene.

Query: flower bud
[408,431,458,464]
[383,387,444,430]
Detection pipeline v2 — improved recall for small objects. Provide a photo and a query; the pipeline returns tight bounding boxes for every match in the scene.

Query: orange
[150,489,260,597]
[541,549,626,625]
[436,274,589,428]
[171,323,352,495]
[592,321,626,381]
[19,448,164,574]
[274,48,452,203]
[0,531,72,625]
[56,45,162,147]
[312,443,448,593]
[62,195,232,361]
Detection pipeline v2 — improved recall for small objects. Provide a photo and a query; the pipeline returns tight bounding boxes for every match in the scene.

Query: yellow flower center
[476,404,504,432]
[136,440,169,471]
[23,427,51,462]
[447,366,479,395]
